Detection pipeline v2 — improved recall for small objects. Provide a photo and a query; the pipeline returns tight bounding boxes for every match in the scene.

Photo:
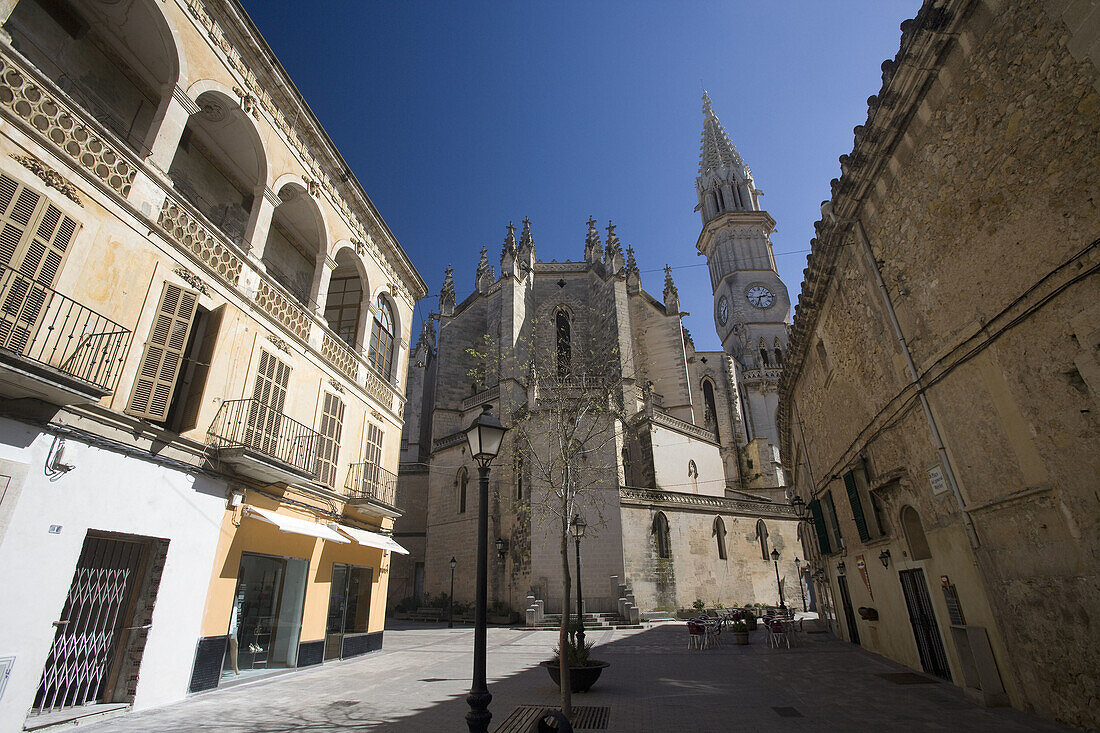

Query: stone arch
[653,511,671,559]
[900,505,932,560]
[367,290,399,381]
[5,0,186,154]
[169,84,268,245]
[456,466,468,514]
[700,376,720,441]
[713,516,727,560]
[263,179,326,306]
[756,519,770,560]
[324,246,371,348]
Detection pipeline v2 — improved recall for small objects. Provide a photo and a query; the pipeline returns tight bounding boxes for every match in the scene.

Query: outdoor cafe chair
[687,620,707,650]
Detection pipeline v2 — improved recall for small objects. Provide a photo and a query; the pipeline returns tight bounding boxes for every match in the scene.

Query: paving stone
[80,623,1072,732]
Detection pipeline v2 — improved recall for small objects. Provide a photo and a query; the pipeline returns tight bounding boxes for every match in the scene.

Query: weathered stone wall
[621,505,802,612]
[781,0,1099,726]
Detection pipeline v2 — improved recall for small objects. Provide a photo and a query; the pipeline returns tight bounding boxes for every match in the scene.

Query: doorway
[325,563,374,660]
[899,568,951,680]
[836,575,861,645]
[222,553,308,680]
[33,533,161,716]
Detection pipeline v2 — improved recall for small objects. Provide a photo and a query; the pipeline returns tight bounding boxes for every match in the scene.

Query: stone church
[389,96,804,617]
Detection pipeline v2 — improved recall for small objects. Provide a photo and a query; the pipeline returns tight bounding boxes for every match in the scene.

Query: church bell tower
[694,93,791,488]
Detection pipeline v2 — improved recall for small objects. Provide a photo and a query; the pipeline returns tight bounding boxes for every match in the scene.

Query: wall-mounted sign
[856,554,872,599]
[928,464,949,495]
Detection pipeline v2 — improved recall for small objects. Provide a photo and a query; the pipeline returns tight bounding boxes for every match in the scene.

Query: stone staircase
[525,576,644,629]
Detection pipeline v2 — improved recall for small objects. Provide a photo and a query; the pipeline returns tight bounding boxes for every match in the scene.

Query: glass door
[223,553,308,679]
[325,563,374,660]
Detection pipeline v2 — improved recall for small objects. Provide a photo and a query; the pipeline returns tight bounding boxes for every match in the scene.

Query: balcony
[0,265,131,405]
[208,398,321,484]
[344,462,400,518]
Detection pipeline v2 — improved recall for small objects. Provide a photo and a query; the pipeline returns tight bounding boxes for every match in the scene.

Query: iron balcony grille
[208,398,321,477]
[0,264,131,393]
[345,462,399,510]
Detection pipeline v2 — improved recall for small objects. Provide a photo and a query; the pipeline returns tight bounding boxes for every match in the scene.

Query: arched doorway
[324,248,367,347]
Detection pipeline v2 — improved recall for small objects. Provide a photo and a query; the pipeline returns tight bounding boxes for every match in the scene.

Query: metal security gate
[34,535,145,714]
[899,568,952,680]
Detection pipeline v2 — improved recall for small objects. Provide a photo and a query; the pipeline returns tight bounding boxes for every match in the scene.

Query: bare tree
[468,297,629,721]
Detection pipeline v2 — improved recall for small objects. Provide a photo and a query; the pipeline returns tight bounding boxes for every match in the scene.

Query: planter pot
[733,631,750,645]
[542,660,610,693]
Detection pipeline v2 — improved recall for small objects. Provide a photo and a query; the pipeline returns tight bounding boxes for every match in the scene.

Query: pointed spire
[604,221,624,274]
[663,264,680,313]
[476,246,495,292]
[625,245,640,293]
[519,217,533,250]
[584,216,603,264]
[625,246,638,273]
[440,264,455,316]
[501,221,517,260]
[478,246,490,272]
[698,91,744,177]
[417,316,437,353]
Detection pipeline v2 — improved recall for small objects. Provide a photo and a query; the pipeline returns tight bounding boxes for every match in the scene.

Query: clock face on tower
[717,296,729,325]
[746,285,775,309]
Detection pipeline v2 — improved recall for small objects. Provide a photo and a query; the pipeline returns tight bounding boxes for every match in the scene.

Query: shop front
[188,494,406,693]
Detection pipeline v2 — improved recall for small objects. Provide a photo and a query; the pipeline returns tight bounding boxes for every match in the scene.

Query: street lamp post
[463,404,508,733]
[570,513,587,650]
[449,557,457,628]
[794,557,807,612]
[770,547,786,611]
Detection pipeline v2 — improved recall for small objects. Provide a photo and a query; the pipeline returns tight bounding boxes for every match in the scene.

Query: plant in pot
[543,620,609,693]
[732,620,750,645]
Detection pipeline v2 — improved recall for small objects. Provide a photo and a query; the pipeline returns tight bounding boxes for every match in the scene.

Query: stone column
[311,255,335,316]
[146,87,198,173]
[245,187,280,261]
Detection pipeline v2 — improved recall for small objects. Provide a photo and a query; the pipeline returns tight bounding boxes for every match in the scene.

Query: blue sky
[241,1,922,351]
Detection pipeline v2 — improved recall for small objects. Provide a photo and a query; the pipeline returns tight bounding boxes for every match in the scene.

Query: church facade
[390,99,804,617]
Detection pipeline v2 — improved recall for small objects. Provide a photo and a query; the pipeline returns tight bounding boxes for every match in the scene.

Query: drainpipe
[845,215,979,549]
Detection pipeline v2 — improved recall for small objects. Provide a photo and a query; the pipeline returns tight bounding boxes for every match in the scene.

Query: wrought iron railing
[344,462,399,510]
[208,398,321,476]
[0,264,131,393]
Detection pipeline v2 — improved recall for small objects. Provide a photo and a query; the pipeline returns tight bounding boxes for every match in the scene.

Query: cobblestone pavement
[82,622,1071,732]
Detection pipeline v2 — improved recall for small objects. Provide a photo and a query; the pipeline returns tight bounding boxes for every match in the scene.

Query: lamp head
[771,548,780,562]
[464,404,508,465]
[570,513,587,539]
[878,549,891,568]
[450,556,457,570]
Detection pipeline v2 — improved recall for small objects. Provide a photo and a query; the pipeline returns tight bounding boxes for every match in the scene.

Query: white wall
[0,419,226,729]
[649,425,725,497]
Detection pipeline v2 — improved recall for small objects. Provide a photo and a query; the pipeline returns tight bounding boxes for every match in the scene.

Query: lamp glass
[771,548,780,562]
[495,538,505,553]
[465,404,507,461]
[570,514,587,539]
[450,556,457,569]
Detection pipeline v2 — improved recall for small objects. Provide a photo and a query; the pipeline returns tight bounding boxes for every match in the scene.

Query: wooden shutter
[315,392,345,487]
[245,350,291,455]
[362,421,383,492]
[809,498,831,555]
[174,306,224,432]
[126,283,199,421]
[844,470,871,542]
[0,174,79,352]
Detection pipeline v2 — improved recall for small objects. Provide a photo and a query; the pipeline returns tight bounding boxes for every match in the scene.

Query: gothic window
[774,338,783,367]
[515,452,524,501]
[759,339,770,368]
[900,505,931,560]
[457,467,468,514]
[701,378,720,441]
[756,519,770,560]
[555,308,571,378]
[714,516,727,560]
[369,295,395,380]
[688,460,698,492]
[654,512,671,559]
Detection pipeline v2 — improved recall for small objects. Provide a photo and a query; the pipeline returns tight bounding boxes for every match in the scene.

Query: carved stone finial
[440,264,456,316]
[584,216,603,264]
[663,264,680,313]
[605,220,624,274]
[519,217,533,250]
[501,221,517,261]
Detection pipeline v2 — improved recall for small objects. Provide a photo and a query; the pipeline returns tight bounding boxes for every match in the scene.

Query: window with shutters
[126,283,199,421]
[315,392,345,488]
[809,498,832,555]
[843,464,886,542]
[821,490,844,552]
[0,174,79,354]
[165,305,223,433]
[362,420,384,495]
[245,350,291,456]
